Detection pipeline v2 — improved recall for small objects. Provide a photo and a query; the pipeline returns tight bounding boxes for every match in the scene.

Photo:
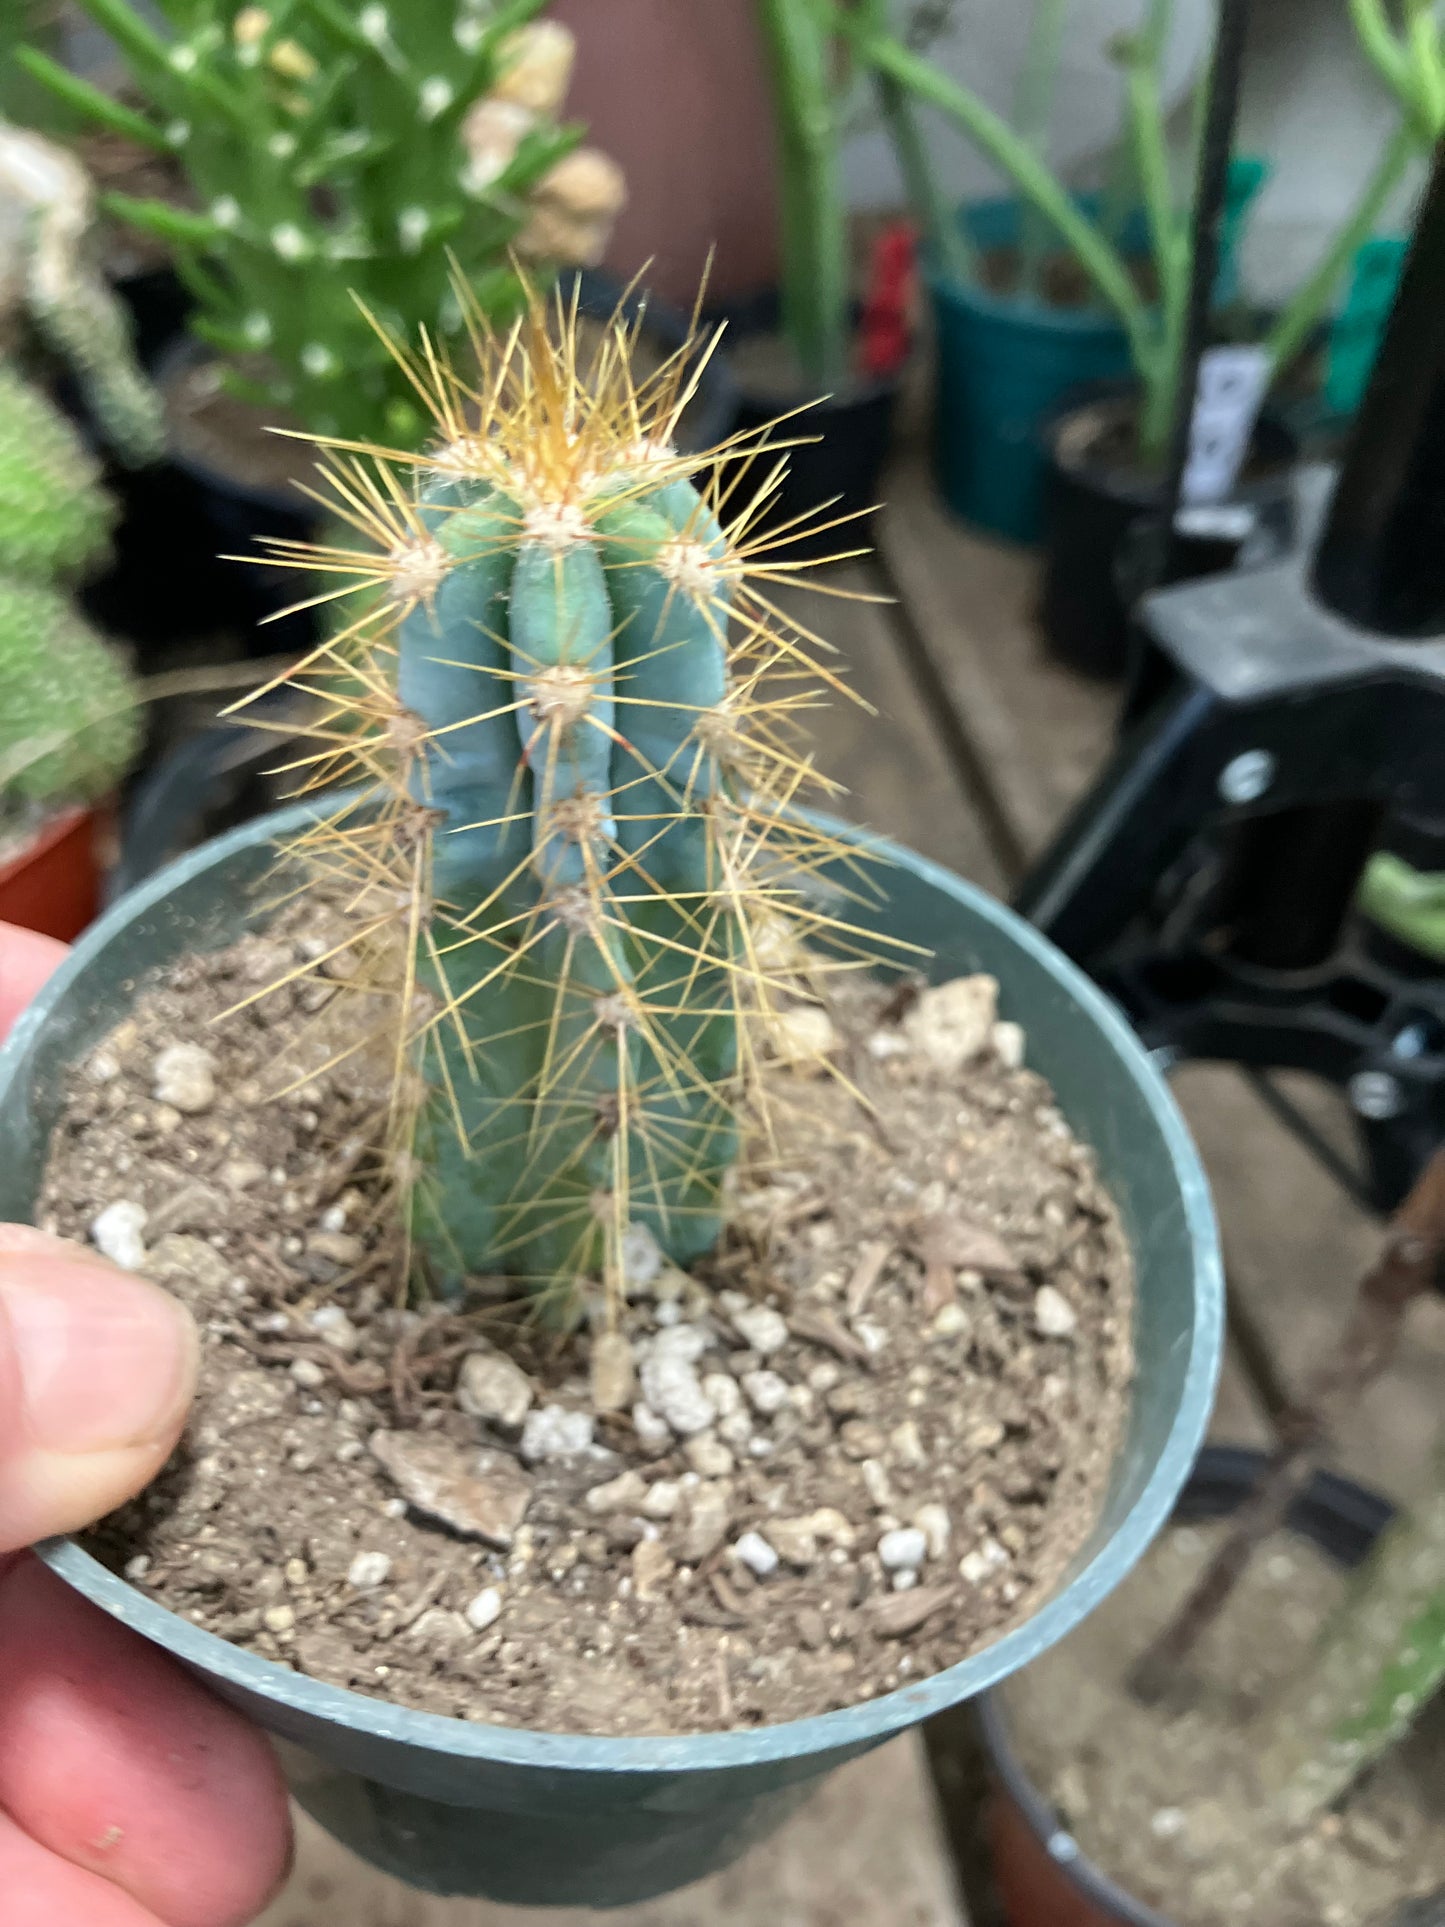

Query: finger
[0,1558,292,1927]
[0,1809,166,1927]
[0,1238,198,1550]
[0,924,68,1041]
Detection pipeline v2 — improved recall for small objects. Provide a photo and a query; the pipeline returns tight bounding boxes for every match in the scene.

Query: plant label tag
[1181,345,1270,506]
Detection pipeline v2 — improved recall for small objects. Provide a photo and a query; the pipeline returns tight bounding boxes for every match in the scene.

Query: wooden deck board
[877,456,1120,864]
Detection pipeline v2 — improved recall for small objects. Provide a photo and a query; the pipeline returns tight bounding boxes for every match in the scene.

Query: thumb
[0,1228,197,1552]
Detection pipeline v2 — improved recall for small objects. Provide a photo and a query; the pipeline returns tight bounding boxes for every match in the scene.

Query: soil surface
[1004,1522,1445,1927]
[40,912,1134,1738]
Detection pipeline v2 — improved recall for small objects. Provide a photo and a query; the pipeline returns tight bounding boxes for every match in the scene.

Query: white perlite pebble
[717,1408,754,1449]
[901,974,998,1072]
[124,1555,151,1582]
[91,1199,148,1270]
[457,1350,535,1430]
[992,1020,1026,1069]
[464,1587,503,1632]
[959,1537,1011,1584]
[729,1303,789,1355]
[913,1503,952,1560]
[347,1551,392,1590]
[701,1372,743,1418]
[733,1530,779,1577]
[1151,1807,1187,1841]
[310,1305,360,1354]
[740,1368,790,1416]
[152,1042,217,1113]
[520,1404,595,1461]
[639,1326,716,1437]
[291,1358,326,1390]
[1034,1285,1078,1338]
[878,1527,928,1571]
[632,1402,673,1453]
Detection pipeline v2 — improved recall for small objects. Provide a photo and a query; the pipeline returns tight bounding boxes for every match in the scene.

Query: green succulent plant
[0,369,139,813]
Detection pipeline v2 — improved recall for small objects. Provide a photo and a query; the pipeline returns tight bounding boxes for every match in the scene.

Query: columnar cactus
[259,289,877,1315]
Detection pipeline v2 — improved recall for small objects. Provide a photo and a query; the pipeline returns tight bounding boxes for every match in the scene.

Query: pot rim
[975,1443,1398,1927]
[15,800,1223,1778]
[0,802,98,885]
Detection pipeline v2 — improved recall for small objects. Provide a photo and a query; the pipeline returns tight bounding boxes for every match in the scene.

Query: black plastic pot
[1039,391,1299,680]
[976,1444,1395,1927]
[0,800,1223,1908]
[717,292,901,560]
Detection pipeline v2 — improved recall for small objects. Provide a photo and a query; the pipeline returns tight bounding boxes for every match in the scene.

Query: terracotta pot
[551,0,778,307]
[0,804,112,942]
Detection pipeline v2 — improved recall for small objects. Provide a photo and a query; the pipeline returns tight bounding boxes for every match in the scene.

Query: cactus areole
[259,285,880,1318]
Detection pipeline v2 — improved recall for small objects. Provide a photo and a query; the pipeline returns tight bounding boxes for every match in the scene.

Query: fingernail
[0,1254,197,1453]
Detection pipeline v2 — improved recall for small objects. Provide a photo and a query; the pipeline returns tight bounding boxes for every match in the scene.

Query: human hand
[0,922,292,1926]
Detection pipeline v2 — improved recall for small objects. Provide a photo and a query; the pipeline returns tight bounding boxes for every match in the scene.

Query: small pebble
[309,1305,360,1353]
[892,1569,919,1591]
[1151,1807,1186,1841]
[766,1517,819,1568]
[458,1351,535,1431]
[90,1199,148,1270]
[901,975,997,1071]
[347,1551,392,1590]
[959,1538,1011,1585]
[521,1404,594,1462]
[733,1530,779,1578]
[683,1433,735,1479]
[878,1527,928,1572]
[584,1470,648,1515]
[464,1587,503,1632]
[639,1328,716,1436]
[930,1302,970,1339]
[632,1538,674,1600]
[701,1372,743,1418]
[729,1303,789,1355]
[284,1558,309,1589]
[913,1503,952,1560]
[153,1042,217,1113]
[632,1402,673,1454]
[262,1605,296,1634]
[741,1368,790,1416]
[674,1482,732,1562]
[860,1458,895,1509]
[290,1358,326,1390]
[124,1555,151,1582]
[888,1419,926,1468]
[641,1479,682,1519]
[718,1409,754,1449]
[1034,1285,1078,1338]
[991,1020,1026,1069]
[306,1229,366,1269]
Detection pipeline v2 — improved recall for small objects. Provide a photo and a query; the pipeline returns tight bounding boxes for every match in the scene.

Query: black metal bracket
[1017,555,1445,1209]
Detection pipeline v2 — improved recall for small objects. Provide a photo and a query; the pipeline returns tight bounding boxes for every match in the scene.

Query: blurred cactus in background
[0,118,164,462]
[244,281,892,1319]
[19,2,626,447]
[0,367,139,813]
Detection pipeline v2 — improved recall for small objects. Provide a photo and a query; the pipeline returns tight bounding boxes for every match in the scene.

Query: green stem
[12,49,170,152]
[860,0,975,284]
[844,16,1151,362]
[1263,120,1418,379]
[1350,0,1413,97]
[756,0,851,389]
[1013,0,1071,299]
[1258,1429,1445,1826]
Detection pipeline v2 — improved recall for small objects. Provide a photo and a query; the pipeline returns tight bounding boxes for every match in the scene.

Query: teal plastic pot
[931,198,1135,545]
[0,803,1223,1909]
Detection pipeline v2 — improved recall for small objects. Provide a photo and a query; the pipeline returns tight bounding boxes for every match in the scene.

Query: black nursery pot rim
[976,1443,1397,1927]
[5,798,1223,1783]
[1047,384,1300,512]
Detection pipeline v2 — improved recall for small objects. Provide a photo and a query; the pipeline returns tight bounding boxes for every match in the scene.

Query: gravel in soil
[1003,1524,1445,1927]
[40,915,1134,1737]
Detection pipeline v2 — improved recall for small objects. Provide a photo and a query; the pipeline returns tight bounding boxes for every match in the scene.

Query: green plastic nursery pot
[930,200,1136,546]
[0,802,1224,1909]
